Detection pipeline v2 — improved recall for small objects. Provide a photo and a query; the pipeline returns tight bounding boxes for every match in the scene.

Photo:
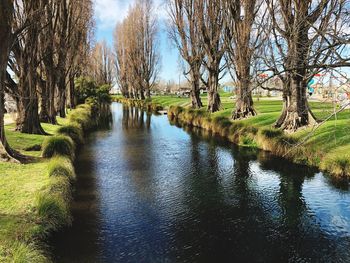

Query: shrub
[42,135,75,159]
[36,193,71,231]
[47,156,76,182]
[56,124,84,145]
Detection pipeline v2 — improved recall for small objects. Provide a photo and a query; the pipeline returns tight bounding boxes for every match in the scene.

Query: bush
[96,84,112,103]
[47,156,76,182]
[36,193,71,231]
[56,124,84,146]
[42,135,75,159]
[75,77,98,104]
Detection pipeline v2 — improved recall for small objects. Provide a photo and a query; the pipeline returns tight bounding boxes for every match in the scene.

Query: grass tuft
[56,124,84,146]
[42,135,75,159]
[6,242,48,263]
[47,156,76,182]
[35,192,71,232]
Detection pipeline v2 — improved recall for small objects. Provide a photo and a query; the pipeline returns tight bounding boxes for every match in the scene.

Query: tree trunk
[57,73,66,118]
[233,76,256,119]
[16,63,46,134]
[145,81,151,99]
[0,0,21,162]
[207,71,221,112]
[39,78,50,123]
[275,75,316,131]
[69,76,76,109]
[276,29,317,131]
[42,50,57,124]
[190,68,203,109]
[16,80,46,135]
[233,93,256,119]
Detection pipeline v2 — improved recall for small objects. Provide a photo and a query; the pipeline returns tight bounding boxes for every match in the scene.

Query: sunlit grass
[1,105,92,262]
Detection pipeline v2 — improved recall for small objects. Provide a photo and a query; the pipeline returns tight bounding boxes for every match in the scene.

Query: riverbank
[113,95,350,179]
[0,103,98,262]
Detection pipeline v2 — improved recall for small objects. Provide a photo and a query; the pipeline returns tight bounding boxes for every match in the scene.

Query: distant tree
[90,41,115,86]
[114,0,160,100]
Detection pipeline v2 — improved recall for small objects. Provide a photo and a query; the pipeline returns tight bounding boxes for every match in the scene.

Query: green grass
[42,135,75,160]
[0,104,94,262]
[122,93,350,178]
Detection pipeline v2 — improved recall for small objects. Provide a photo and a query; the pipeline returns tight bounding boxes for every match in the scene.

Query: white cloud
[93,0,168,29]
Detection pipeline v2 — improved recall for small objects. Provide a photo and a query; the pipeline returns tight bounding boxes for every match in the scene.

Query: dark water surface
[52,103,350,263]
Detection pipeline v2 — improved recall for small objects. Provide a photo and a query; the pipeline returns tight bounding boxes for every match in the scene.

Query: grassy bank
[0,103,97,262]
[113,94,350,179]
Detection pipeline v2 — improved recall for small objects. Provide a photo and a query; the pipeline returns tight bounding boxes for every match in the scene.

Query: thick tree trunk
[16,63,46,134]
[233,78,256,119]
[276,30,316,131]
[275,76,316,131]
[16,85,46,134]
[190,69,203,109]
[207,71,221,113]
[233,95,256,119]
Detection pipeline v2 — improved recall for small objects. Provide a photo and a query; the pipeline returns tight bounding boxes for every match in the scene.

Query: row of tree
[166,0,350,131]
[0,0,104,161]
[114,0,160,100]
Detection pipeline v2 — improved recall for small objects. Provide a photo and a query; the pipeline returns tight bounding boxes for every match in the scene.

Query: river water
[52,103,350,263]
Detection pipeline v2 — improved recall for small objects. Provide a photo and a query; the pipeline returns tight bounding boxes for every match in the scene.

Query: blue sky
[93,0,181,82]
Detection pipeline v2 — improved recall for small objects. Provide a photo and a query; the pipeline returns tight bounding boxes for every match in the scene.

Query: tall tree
[168,0,204,108]
[225,0,266,119]
[266,0,350,131]
[90,41,115,86]
[114,0,160,100]
[11,0,47,134]
[196,0,230,112]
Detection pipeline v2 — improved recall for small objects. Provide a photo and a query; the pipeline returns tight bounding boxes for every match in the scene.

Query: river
[51,102,350,263]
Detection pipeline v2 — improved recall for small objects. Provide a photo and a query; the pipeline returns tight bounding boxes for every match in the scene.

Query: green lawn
[0,117,69,261]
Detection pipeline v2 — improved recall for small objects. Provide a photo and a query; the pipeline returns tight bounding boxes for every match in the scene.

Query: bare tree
[196,0,230,112]
[114,21,131,97]
[114,0,160,100]
[90,40,115,86]
[11,0,47,134]
[225,0,267,119]
[168,0,204,108]
[265,0,350,131]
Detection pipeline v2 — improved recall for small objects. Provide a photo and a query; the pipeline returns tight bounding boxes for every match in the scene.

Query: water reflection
[52,103,350,263]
